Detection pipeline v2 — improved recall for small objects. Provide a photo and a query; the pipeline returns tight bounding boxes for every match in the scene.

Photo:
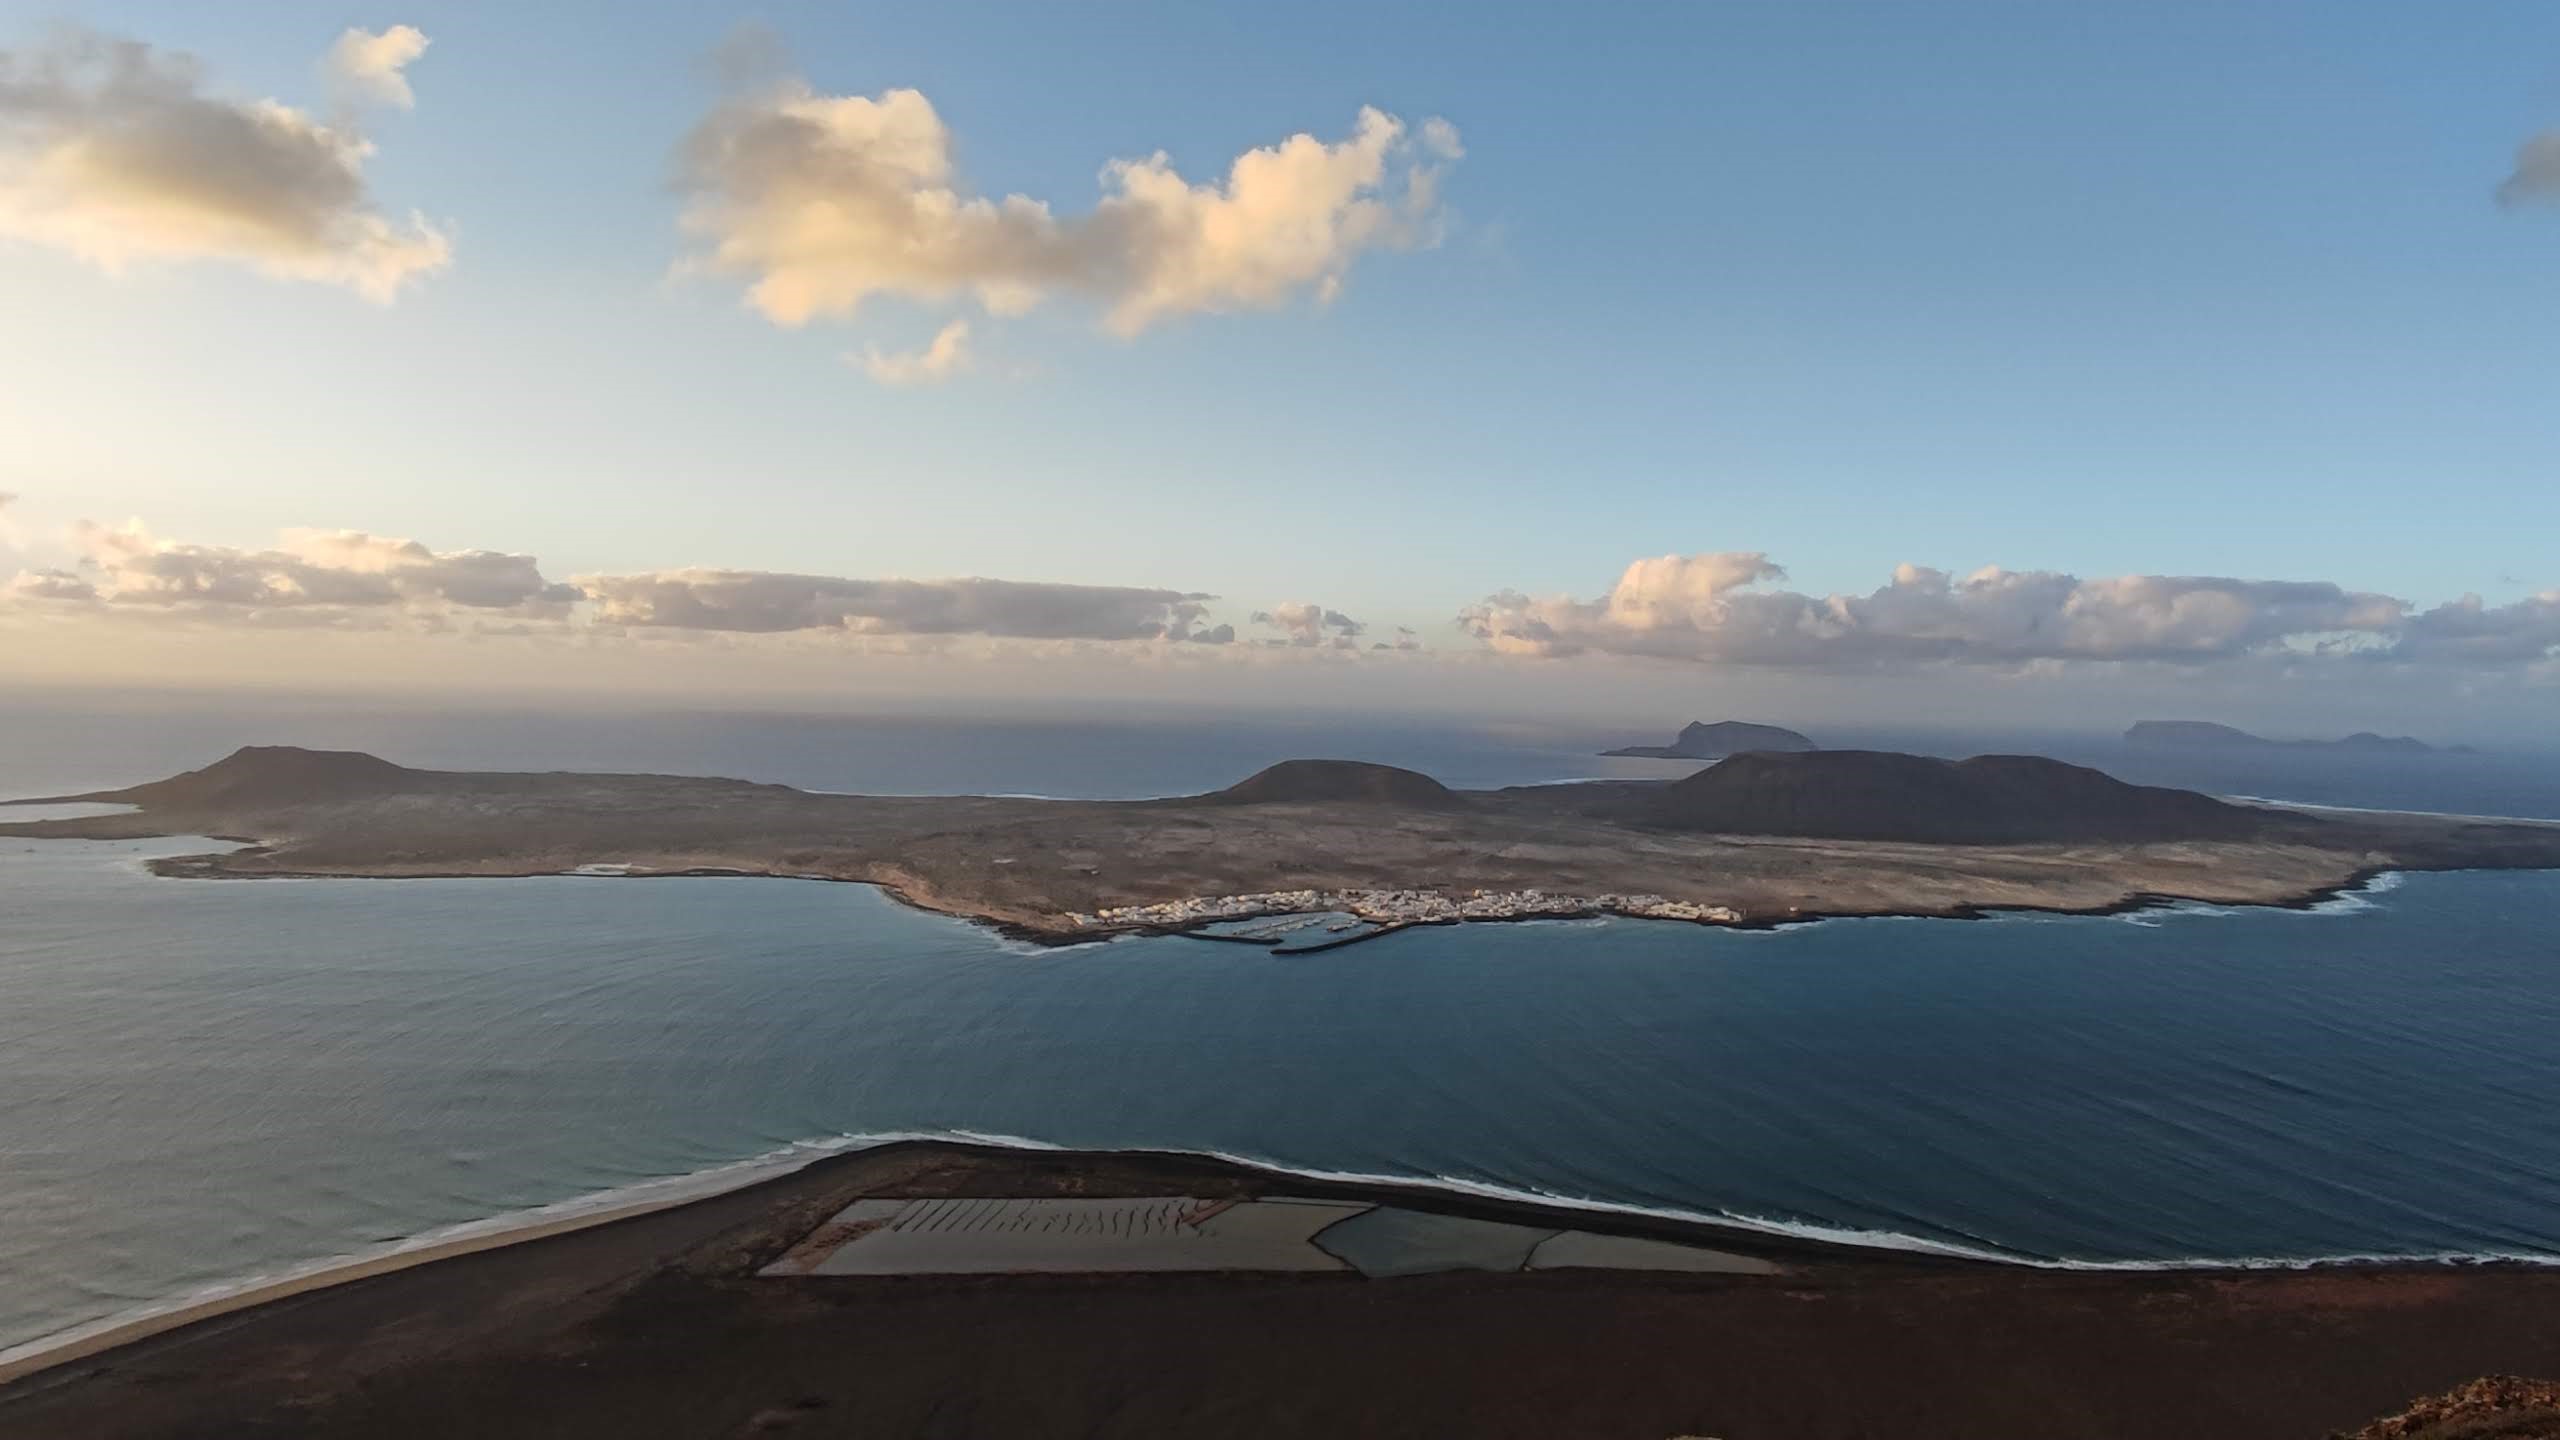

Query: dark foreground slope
[3,1144,2556,1440]
[2339,1377,2560,1439]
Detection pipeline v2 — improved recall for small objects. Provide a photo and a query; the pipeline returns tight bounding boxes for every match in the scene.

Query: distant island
[1601,719,1817,760]
[8,745,2559,950]
[2125,720,2472,755]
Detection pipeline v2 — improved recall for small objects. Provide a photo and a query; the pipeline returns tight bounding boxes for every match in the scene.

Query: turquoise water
[5,830,2558,1354]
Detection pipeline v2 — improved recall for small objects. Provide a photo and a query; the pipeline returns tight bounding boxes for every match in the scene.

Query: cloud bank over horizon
[581,569,1224,643]
[1461,553,2560,674]
[675,52,1458,348]
[7,515,2551,687]
[1,516,1335,651]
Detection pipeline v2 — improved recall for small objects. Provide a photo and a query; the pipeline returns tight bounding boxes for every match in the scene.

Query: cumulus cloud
[859,318,972,386]
[2397,591,2560,665]
[580,569,1221,642]
[40,521,576,617]
[325,25,428,110]
[1253,601,1366,648]
[2498,131,2560,207]
[1457,552,2554,669]
[8,568,95,602]
[676,62,1457,336]
[1,510,1311,650]
[0,27,449,300]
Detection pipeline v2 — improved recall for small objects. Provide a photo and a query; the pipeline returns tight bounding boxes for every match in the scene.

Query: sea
[3,692,2558,1360]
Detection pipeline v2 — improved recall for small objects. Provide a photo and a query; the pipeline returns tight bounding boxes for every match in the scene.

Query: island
[2126,720,2473,755]
[8,744,2560,949]
[1600,718,1818,759]
[8,751,2560,1439]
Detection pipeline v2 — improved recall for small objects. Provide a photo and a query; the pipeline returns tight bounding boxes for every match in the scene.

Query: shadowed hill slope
[1648,750,2284,845]
[1188,759,1462,809]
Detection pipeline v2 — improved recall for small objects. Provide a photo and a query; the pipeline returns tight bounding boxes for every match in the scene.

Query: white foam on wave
[12,1122,2558,1377]
[2229,795,2560,826]
[0,801,139,822]
[2305,869,2405,916]
[1108,1140,2560,1273]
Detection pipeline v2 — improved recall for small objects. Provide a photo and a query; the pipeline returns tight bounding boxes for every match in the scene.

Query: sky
[2,1,2557,738]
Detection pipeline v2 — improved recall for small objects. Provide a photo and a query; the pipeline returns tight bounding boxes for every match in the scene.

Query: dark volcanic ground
[2,1144,2555,1440]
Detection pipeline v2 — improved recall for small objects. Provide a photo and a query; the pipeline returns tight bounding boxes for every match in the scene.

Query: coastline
[8,1141,2560,1440]
[0,1137,1953,1393]
[127,842,2419,952]
[11,1123,2559,1394]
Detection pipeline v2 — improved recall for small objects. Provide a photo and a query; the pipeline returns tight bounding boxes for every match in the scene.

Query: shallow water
[5,830,2558,1353]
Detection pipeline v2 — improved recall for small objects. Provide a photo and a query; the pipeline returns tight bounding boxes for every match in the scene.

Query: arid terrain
[10,745,2560,941]
[0,1143,2554,1440]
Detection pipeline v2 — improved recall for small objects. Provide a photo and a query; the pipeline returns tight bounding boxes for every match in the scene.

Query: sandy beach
[4,1142,2557,1439]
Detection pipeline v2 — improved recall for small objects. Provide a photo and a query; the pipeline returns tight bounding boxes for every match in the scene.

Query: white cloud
[3,513,1273,648]
[1457,552,2547,669]
[46,521,575,617]
[580,569,1220,642]
[859,318,972,386]
[326,25,428,110]
[2396,590,2560,665]
[0,28,449,300]
[1252,601,1366,648]
[676,63,1457,337]
[8,567,95,602]
[2498,131,2560,207]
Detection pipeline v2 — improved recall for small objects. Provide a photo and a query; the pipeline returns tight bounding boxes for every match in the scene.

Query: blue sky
[2,1,2556,725]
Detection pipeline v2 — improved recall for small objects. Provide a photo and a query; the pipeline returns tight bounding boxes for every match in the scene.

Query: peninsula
[9,745,2560,946]
[1600,718,1818,759]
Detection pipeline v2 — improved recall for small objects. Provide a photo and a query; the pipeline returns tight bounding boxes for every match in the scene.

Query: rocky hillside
[2335,1375,2560,1438]
[1648,750,2284,845]
[81,746,417,809]
[1192,759,1462,809]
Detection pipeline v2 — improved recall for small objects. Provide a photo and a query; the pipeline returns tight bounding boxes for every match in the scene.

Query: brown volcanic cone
[1194,759,1462,809]
[88,746,415,808]
[1649,749,2285,845]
